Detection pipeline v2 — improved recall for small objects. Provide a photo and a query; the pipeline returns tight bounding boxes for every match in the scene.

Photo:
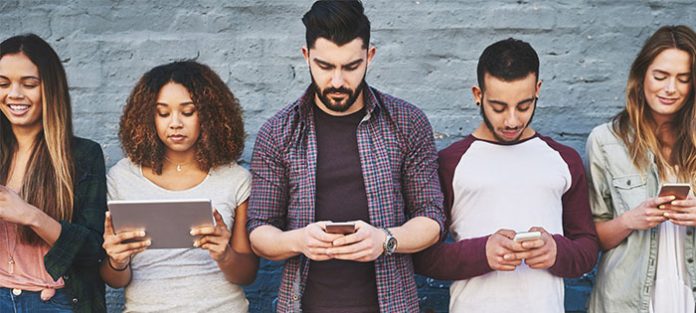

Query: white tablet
[107,199,214,249]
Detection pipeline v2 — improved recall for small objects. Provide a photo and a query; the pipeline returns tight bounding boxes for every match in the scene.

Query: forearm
[595,218,632,251]
[413,235,492,280]
[99,259,132,288]
[217,248,259,285]
[549,234,598,277]
[249,225,302,261]
[390,216,440,254]
[27,206,62,246]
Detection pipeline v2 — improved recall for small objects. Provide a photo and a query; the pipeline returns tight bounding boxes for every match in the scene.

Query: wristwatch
[381,228,397,256]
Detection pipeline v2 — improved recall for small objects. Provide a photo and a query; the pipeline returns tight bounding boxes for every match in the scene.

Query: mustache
[323,87,353,96]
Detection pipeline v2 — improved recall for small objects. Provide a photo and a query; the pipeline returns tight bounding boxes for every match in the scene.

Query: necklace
[163,156,192,172]
[3,223,17,275]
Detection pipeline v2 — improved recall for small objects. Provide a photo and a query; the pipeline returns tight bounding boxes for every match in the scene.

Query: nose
[504,110,521,129]
[664,78,677,95]
[330,70,345,88]
[169,112,183,129]
[8,83,25,100]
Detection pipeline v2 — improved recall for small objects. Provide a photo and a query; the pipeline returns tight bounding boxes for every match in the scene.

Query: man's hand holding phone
[504,227,557,269]
[324,220,386,262]
[485,229,523,271]
[296,221,344,261]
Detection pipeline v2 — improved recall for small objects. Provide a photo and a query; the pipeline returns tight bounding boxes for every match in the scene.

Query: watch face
[386,237,397,253]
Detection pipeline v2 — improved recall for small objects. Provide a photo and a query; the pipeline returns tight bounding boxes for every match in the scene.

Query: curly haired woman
[100,61,257,312]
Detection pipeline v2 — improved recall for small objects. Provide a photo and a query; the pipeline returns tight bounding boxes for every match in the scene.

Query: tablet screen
[107,199,213,249]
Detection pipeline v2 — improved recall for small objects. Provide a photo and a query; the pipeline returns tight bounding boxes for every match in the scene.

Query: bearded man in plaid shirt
[247,1,446,312]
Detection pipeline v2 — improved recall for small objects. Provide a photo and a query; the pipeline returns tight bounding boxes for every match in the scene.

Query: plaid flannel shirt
[248,85,445,312]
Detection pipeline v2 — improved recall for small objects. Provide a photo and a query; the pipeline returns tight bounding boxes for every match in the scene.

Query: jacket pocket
[612,174,647,213]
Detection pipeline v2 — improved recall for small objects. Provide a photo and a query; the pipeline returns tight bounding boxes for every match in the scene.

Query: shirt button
[292,295,299,301]
[688,230,694,236]
[693,287,696,292]
[63,275,70,280]
[12,288,22,296]
[72,298,79,304]
[689,258,694,263]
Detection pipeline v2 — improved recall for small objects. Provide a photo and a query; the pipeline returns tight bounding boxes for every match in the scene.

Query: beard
[310,69,367,113]
[479,97,536,144]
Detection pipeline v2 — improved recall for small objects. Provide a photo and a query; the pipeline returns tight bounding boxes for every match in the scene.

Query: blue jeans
[0,287,73,313]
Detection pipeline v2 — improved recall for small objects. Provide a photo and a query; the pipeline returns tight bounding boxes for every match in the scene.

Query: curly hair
[119,61,245,174]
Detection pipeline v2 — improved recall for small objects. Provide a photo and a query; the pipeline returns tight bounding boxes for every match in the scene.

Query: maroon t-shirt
[301,106,379,313]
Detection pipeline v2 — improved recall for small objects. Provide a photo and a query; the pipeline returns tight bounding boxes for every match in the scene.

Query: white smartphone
[513,231,541,242]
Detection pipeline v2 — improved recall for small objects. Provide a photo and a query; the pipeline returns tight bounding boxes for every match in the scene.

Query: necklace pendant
[8,258,14,274]
[176,164,183,172]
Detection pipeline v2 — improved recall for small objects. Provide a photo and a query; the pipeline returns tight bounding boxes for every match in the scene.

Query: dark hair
[476,38,540,91]
[0,33,75,244]
[119,61,246,174]
[302,0,370,49]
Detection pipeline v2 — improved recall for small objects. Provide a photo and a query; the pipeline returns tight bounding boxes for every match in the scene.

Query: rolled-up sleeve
[586,128,614,222]
[401,109,446,237]
[247,119,289,233]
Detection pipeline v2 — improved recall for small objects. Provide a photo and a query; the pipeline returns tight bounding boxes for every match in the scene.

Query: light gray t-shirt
[107,158,251,313]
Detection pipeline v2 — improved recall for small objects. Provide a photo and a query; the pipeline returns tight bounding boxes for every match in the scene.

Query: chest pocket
[612,174,647,213]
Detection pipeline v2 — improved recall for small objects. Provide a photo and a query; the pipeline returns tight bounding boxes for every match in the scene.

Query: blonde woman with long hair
[0,34,107,313]
[587,25,696,313]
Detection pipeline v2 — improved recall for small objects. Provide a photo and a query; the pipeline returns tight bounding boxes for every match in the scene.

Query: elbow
[226,272,257,286]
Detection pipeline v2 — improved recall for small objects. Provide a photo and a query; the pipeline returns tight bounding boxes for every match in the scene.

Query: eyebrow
[313,57,364,69]
[487,97,535,106]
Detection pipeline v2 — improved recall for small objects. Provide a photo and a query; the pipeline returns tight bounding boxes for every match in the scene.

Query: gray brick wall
[2,1,695,312]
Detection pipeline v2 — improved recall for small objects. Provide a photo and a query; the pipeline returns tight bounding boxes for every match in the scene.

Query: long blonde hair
[0,34,74,244]
[612,25,696,184]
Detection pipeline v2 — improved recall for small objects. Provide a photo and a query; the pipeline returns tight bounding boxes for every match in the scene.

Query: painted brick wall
[2,0,695,312]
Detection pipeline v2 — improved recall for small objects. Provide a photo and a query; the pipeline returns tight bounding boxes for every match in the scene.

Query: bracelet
[107,257,130,272]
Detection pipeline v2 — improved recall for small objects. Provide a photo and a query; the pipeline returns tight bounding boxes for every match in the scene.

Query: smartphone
[658,183,692,201]
[325,222,356,235]
[513,231,541,242]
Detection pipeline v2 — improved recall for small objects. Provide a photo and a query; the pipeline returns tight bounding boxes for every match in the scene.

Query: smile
[657,96,680,105]
[7,104,31,115]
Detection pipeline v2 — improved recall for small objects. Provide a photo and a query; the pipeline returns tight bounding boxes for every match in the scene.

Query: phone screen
[325,222,356,234]
[658,184,692,201]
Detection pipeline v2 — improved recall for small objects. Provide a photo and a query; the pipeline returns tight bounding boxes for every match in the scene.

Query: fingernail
[140,231,146,236]
[193,241,198,247]
[146,240,151,245]
[664,213,669,217]
[190,230,195,235]
[659,205,665,209]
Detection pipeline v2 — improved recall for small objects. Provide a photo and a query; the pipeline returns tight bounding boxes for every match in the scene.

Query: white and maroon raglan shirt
[414,134,599,313]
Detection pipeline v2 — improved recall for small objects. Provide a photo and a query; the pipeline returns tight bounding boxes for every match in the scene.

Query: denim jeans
[0,287,73,313]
